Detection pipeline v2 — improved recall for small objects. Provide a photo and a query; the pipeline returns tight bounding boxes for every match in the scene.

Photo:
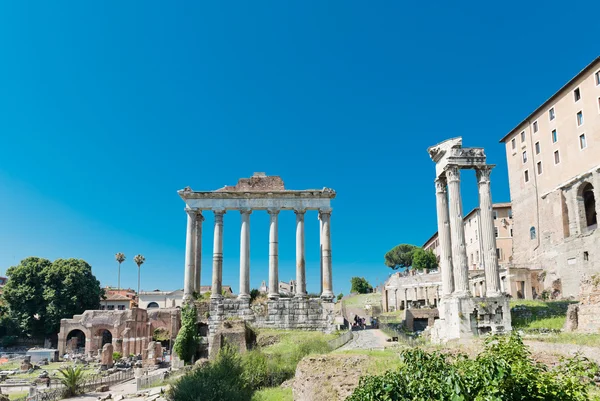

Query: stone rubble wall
[565,276,600,333]
[206,298,335,354]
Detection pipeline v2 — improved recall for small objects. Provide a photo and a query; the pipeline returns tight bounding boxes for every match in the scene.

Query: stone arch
[66,329,86,353]
[578,182,597,229]
[147,302,160,309]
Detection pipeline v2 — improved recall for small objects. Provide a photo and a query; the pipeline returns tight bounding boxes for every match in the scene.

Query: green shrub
[168,344,252,401]
[173,304,199,364]
[57,366,85,397]
[241,350,294,390]
[348,334,599,401]
[112,351,122,361]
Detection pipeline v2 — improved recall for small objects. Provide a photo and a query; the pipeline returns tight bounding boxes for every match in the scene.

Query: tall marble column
[404,288,408,319]
[238,209,251,300]
[194,212,204,293]
[477,166,501,297]
[267,209,280,299]
[435,177,454,297]
[319,216,323,296]
[211,209,225,299]
[446,165,470,297]
[424,287,430,306]
[183,209,197,301]
[320,209,334,300]
[295,209,307,298]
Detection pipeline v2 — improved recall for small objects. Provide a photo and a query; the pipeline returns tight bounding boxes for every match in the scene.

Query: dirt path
[336,329,390,351]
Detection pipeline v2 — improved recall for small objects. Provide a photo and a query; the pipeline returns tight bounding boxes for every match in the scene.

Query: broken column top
[217,172,286,192]
[427,137,490,178]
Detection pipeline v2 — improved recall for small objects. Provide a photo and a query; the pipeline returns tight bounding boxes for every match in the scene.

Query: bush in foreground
[347,333,599,401]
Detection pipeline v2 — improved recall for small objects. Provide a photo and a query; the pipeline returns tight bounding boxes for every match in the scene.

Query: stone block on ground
[101,343,114,368]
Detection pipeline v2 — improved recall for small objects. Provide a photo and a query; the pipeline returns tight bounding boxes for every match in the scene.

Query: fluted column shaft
[435,177,454,297]
[404,288,408,319]
[477,166,501,296]
[183,209,197,301]
[320,209,334,300]
[425,287,429,306]
[211,210,225,299]
[295,209,307,297]
[319,217,323,296]
[268,209,280,299]
[194,213,204,294]
[446,166,470,297]
[238,209,251,299]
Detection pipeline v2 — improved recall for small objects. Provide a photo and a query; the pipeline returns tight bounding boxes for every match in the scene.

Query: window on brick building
[580,134,587,149]
[574,87,581,102]
[524,170,529,183]
[533,120,538,133]
[537,161,542,175]
[535,141,540,154]
[511,138,516,150]
[552,129,557,143]
[549,107,555,120]
[554,150,560,164]
[520,131,525,142]
[577,111,584,126]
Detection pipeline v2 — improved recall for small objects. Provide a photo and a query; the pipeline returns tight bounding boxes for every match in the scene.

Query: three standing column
[320,209,334,300]
[294,209,307,298]
[268,209,280,299]
[477,166,501,297]
[211,209,225,299]
[183,209,197,301]
[446,165,471,297]
[435,177,454,297]
[238,209,252,300]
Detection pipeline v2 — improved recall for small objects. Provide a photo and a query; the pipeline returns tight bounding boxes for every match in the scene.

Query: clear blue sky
[0,1,598,296]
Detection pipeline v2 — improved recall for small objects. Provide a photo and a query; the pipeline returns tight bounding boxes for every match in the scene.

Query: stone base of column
[211,293,223,300]
[237,294,250,300]
[320,291,334,301]
[267,293,280,300]
[294,293,308,299]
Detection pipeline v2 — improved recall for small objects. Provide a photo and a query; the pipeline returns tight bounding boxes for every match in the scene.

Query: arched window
[147,302,159,309]
[582,183,597,228]
[530,226,536,239]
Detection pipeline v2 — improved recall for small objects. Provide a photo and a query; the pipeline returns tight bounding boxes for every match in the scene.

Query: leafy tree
[115,252,126,291]
[3,257,52,337]
[384,244,418,270]
[134,254,145,295]
[350,277,372,294]
[173,304,199,364]
[412,248,438,271]
[43,259,103,335]
[336,293,344,301]
[2,257,102,338]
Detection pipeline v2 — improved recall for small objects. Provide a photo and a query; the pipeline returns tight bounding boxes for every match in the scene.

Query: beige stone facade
[500,57,600,298]
[424,203,514,271]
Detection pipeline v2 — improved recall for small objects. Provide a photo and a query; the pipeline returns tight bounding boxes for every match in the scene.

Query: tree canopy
[412,248,438,271]
[2,257,103,337]
[350,277,373,294]
[384,244,419,270]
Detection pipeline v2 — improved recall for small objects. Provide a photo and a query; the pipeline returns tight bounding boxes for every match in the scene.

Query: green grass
[510,300,575,330]
[343,293,382,308]
[257,329,338,356]
[251,387,293,401]
[525,332,600,347]
[0,361,96,379]
[7,391,28,400]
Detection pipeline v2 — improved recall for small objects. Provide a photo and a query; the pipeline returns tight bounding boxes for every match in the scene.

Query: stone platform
[431,295,511,343]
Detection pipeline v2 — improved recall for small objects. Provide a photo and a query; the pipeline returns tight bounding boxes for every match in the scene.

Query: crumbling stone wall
[206,298,335,356]
[565,276,600,333]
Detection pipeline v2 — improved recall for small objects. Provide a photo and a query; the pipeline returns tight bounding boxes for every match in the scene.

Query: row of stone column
[435,165,501,299]
[184,208,334,301]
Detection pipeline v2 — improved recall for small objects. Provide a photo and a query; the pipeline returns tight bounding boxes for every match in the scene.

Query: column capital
[213,208,226,216]
[445,165,461,183]
[476,165,493,184]
[185,208,199,218]
[196,211,205,222]
[435,177,447,193]
[239,208,252,215]
[318,208,332,219]
[294,208,306,215]
[267,208,280,216]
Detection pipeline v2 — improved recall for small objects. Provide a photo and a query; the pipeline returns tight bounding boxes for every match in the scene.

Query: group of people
[352,314,367,330]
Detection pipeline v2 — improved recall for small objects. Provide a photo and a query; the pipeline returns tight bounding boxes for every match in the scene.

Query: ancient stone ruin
[178,173,337,356]
[428,138,512,342]
[564,275,600,333]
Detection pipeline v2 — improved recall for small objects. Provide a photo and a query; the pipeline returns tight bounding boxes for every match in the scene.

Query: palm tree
[115,253,126,291]
[134,254,145,297]
[57,366,85,397]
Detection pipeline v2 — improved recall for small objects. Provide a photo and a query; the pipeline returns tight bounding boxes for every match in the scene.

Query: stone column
[479,281,486,298]
[446,166,470,297]
[238,209,251,300]
[435,177,454,297]
[413,287,418,303]
[566,188,581,236]
[403,288,408,319]
[320,209,334,300]
[295,209,307,297]
[594,170,600,222]
[476,166,501,297]
[319,215,323,296]
[394,289,399,311]
[424,287,429,306]
[268,209,280,299]
[183,209,197,301]
[194,212,204,293]
[211,209,226,299]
